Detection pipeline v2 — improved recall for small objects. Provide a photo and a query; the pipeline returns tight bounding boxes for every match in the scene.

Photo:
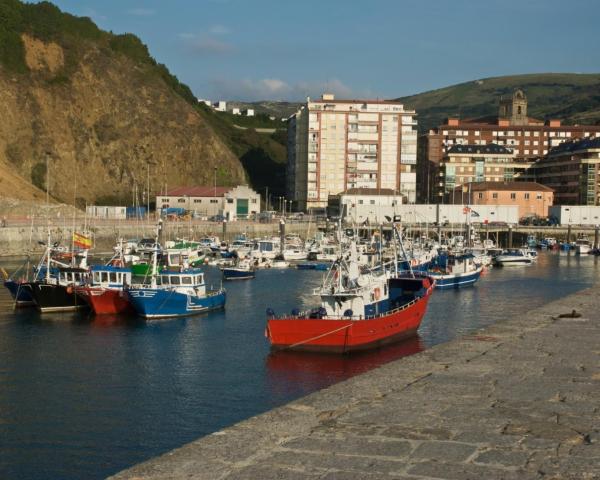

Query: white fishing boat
[574,238,592,255]
[493,249,534,266]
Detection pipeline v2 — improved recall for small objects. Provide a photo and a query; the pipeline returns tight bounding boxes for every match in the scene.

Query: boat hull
[222,268,255,280]
[28,282,88,312]
[4,280,35,307]
[430,268,482,289]
[127,288,226,318]
[266,286,433,353]
[76,287,133,315]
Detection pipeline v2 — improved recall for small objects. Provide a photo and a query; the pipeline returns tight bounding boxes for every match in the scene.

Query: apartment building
[455,181,554,219]
[532,137,600,205]
[287,93,418,212]
[422,90,600,202]
[440,144,534,197]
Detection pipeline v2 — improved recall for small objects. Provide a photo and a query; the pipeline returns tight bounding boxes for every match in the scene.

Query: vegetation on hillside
[396,73,600,132]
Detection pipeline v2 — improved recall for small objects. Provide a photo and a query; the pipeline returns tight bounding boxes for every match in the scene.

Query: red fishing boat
[76,265,133,315]
[266,226,435,353]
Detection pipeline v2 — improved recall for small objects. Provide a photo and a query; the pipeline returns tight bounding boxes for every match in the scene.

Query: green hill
[396,73,600,132]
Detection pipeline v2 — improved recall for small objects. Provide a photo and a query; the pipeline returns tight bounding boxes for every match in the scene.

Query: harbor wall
[0,221,312,257]
[109,284,600,480]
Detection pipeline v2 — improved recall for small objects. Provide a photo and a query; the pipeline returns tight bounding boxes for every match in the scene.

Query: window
[478,193,483,199]
[537,193,542,200]
[524,193,530,200]
[101,272,109,283]
[110,272,117,282]
[210,199,218,204]
[194,199,202,203]
[182,276,192,285]
[227,198,234,204]
[171,276,180,285]
[492,193,498,199]
[251,199,257,204]
[370,200,375,205]
[178,199,185,203]
[510,193,516,200]
[161,276,169,285]
[358,200,363,204]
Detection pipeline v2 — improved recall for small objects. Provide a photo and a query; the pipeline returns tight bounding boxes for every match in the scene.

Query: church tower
[499,89,528,126]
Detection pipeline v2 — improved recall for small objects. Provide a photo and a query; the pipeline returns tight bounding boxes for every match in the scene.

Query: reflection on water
[265,336,423,400]
[0,252,598,479]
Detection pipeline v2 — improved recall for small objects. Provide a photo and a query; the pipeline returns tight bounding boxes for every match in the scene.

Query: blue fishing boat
[222,258,256,280]
[127,269,226,318]
[3,279,35,307]
[428,253,482,289]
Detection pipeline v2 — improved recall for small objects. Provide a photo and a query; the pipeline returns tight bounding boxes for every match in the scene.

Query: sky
[50,0,600,102]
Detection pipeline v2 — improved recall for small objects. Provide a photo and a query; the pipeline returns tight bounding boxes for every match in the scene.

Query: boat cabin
[90,266,132,287]
[57,267,88,286]
[156,270,205,294]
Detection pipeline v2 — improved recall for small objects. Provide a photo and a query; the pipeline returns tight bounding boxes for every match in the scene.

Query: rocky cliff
[0,1,246,206]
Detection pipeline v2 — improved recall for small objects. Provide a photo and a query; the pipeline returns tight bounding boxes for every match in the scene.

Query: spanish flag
[73,232,93,249]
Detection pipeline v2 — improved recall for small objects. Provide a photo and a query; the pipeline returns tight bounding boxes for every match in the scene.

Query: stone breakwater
[108,286,600,480]
[0,221,310,257]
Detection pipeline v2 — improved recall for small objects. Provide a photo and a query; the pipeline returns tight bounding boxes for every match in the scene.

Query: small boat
[283,247,308,261]
[76,265,134,315]
[428,254,483,289]
[493,249,534,266]
[266,222,435,353]
[574,238,592,255]
[222,259,256,280]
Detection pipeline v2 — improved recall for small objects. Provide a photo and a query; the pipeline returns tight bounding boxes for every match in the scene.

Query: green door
[237,198,249,217]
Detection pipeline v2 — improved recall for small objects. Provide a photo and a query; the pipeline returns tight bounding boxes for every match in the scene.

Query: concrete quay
[109,286,600,480]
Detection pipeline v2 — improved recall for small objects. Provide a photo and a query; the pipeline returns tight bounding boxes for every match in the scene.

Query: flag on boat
[471,210,480,217]
[73,232,92,249]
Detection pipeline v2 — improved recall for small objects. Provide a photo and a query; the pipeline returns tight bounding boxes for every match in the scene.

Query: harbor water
[0,251,598,479]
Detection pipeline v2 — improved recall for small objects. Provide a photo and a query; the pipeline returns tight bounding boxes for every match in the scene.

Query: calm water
[0,252,598,479]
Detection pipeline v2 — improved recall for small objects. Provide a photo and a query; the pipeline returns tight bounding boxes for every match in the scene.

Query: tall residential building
[532,137,600,205]
[421,89,600,202]
[287,93,418,212]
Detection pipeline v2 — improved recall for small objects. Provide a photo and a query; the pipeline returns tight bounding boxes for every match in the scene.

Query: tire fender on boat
[374,287,381,300]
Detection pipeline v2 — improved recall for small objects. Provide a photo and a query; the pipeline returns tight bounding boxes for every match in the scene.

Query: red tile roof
[165,186,232,197]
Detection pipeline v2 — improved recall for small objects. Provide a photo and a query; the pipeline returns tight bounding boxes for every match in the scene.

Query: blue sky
[51,0,600,102]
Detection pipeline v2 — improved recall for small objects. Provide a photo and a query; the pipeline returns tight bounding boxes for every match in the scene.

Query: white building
[244,109,255,117]
[156,185,261,221]
[549,205,600,226]
[232,108,241,115]
[287,93,418,212]
[86,205,127,220]
[214,101,227,112]
[197,98,212,107]
[327,196,518,225]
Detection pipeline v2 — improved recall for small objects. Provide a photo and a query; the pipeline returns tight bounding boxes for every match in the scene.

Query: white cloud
[209,77,358,101]
[209,24,231,35]
[127,8,156,16]
[189,37,234,55]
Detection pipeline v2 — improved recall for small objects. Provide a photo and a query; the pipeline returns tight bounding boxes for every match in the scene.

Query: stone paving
[109,286,600,480]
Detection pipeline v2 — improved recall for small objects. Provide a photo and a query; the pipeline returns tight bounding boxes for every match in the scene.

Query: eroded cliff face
[0,34,246,205]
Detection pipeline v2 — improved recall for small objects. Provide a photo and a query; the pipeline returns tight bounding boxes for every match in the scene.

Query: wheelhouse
[91,266,132,286]
[158,271,204,287]
[58,268,88,285]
